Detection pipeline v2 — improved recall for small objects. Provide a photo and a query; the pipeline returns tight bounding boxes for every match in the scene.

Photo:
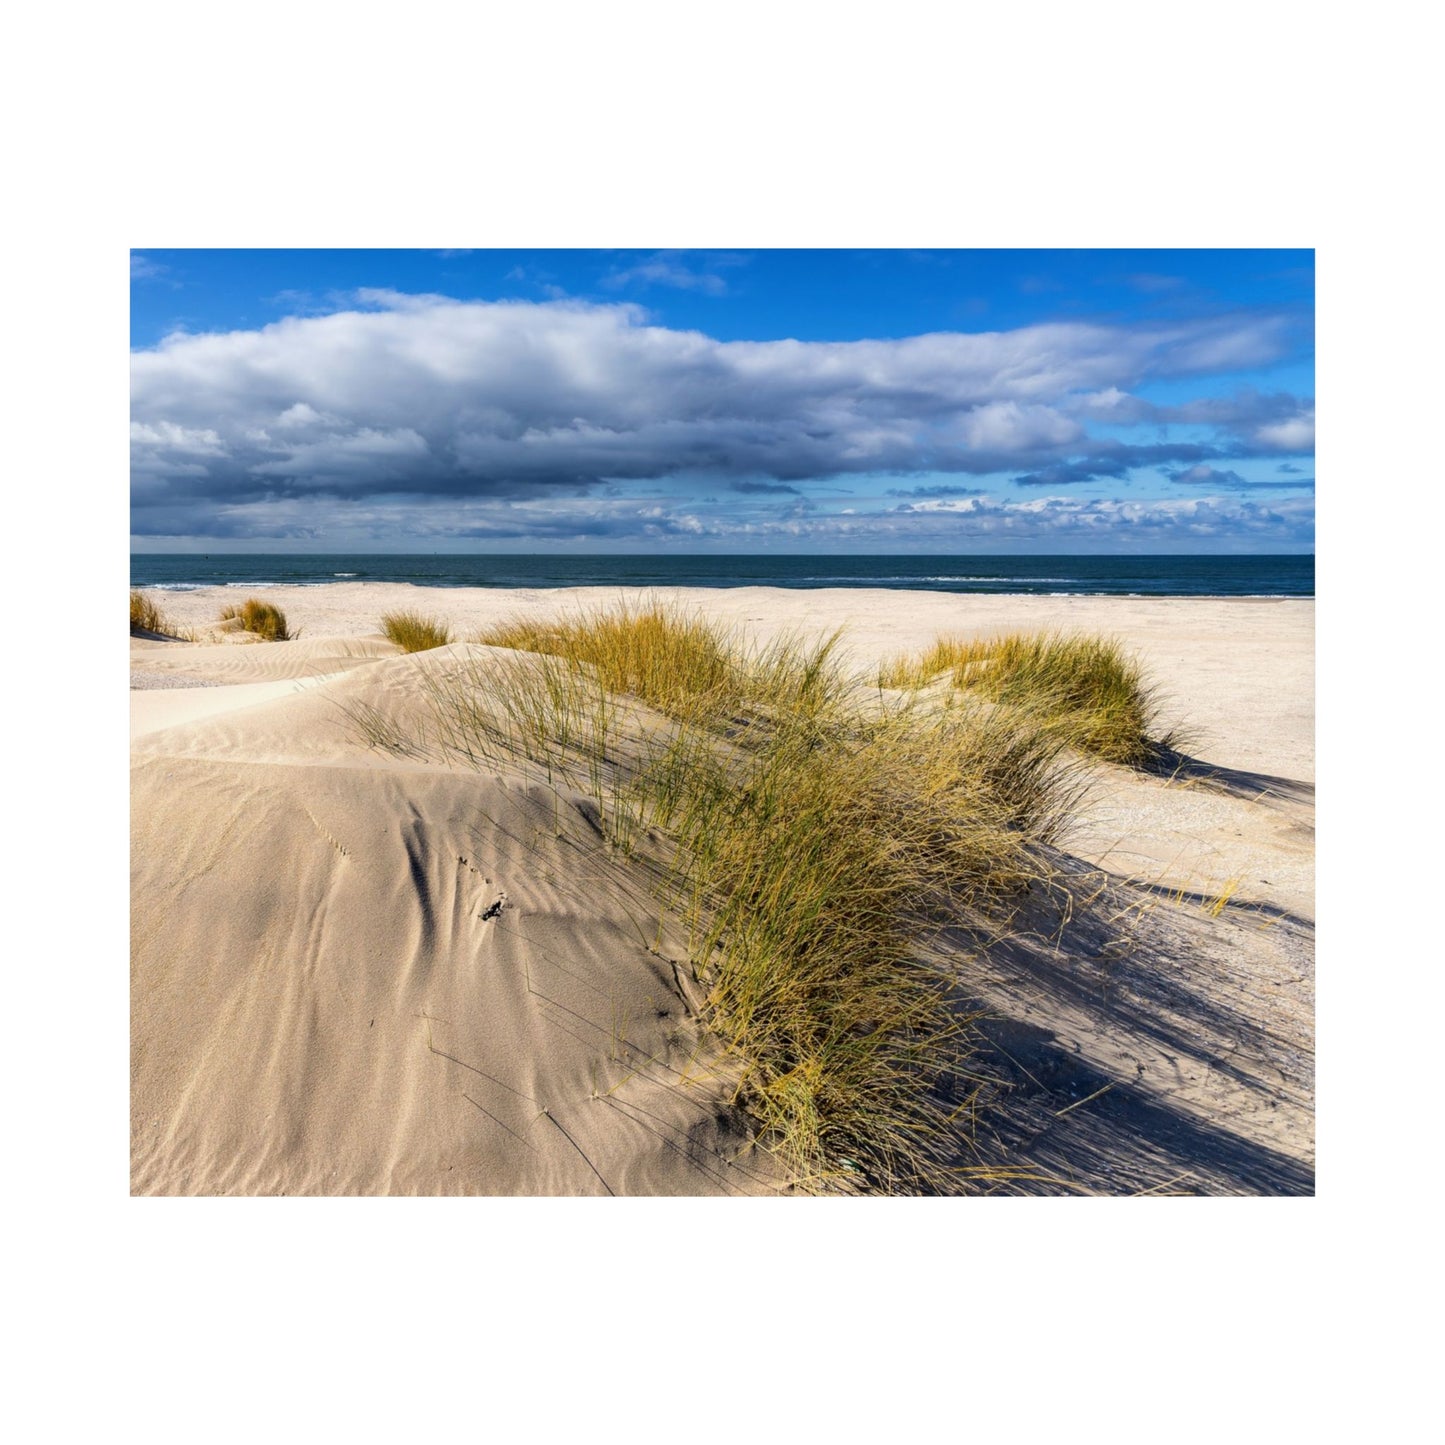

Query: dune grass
[476,602,738,718]
[476,601,852,739]
[384,603,1087,1191]
[130,589,169,635]
[880,630,1168,766]
[130,589,194,640]
[381,610,453,653]
[219,597,293,641]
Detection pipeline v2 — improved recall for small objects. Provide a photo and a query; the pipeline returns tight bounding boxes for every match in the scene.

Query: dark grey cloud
[885,484,984,499]
[1012,462,1118,487]
[1012,441,1224,487]
[729,480,801,495]
[132,293,1305,537]
[1165,464,1251,488]
[1162,464,1315,491]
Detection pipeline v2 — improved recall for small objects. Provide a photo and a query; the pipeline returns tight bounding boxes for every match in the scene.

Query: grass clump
[476,601,736,717]
[476,600,849,732]
[131,589,196,640]
[381,610,453,653]
[661,701,1078,1185]
[219,597,292,641]
[396,604,1087,1192]
[131,590,172,636]
[880,630,1166,766]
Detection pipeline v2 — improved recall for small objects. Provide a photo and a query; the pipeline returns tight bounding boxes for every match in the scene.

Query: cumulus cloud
[131,292,1308,538]
[136,487,1313,551]
[1068,386,1315,451]
[1253,413,1315,451]
[1071,387,1158,425]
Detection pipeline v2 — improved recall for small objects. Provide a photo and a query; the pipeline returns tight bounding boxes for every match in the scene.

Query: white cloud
[958,402,1082,452]
[1254,413,1315,451]
[601,251,744,295]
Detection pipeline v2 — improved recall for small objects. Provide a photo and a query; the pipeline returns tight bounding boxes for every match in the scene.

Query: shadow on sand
[1147,745,1315,805]
[934,851,1314,1196]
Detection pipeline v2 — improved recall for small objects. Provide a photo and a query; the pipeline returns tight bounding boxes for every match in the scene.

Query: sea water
[130,553,1315,598]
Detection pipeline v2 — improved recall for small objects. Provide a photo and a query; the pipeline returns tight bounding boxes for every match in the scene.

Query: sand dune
[131,585,1314,1195]
[132,645,782,1196]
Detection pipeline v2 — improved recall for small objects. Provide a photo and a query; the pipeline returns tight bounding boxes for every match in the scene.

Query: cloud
[600,251,746,295]
[1011,441,1224,487]
[885,484,984,499]
[1253,413,1315,451]
[132,292,1305,537]
[1071,387,1158,425]
[1125,272,1187,293]
[1012,461,1124,487]
[1165,464,1252,488]
[1069,386,1316,459]
[133,487,1315,551]
[1162,463,1314,491]
[729,480,801,495]
[131,254,167,281]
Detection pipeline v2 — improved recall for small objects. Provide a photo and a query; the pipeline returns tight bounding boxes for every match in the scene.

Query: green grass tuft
[381,610,453,653]
[881,630,1168,766]
[219,597,293,641]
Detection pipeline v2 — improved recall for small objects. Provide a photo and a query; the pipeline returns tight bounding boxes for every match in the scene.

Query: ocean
[129,553,1315,598]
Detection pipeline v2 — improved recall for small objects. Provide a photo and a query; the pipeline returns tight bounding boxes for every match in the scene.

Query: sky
[130,249,1315,554]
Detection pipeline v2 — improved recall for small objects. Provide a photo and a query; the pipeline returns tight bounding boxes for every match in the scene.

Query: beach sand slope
[131,586,1314,1195]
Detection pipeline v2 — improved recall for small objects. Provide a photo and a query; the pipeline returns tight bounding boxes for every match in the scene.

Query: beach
[130,583,1315,1195]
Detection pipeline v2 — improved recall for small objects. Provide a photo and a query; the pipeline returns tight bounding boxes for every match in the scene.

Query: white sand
[131,584,1314,1194]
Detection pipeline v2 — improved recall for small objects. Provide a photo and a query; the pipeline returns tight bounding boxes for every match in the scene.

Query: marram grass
[219,597,292,641]
[131,589,196,641]
[349,604,1101,1192]
[880,629,1169,766]
[130,589,170,636]
[381,610,453,653]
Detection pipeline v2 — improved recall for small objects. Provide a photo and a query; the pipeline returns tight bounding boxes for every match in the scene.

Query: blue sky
[130,249,1314,553]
